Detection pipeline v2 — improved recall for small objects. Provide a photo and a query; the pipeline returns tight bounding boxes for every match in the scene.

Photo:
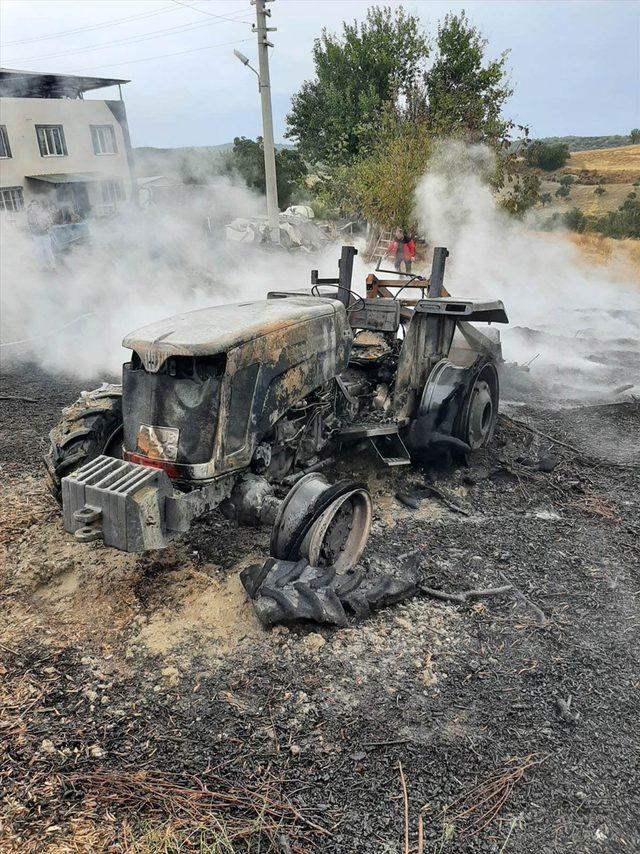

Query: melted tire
[44,383,123,503]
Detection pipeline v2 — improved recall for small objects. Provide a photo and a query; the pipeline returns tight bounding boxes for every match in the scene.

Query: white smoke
[0,175,346,378]
[2,141,638,403]
[414,142,640,400]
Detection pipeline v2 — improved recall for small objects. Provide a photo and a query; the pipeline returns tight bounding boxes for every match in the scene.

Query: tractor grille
[122,355,223,465]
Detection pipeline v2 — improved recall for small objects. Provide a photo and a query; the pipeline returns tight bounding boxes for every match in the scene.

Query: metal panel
[415,298,508,324]
[348,298,400,333]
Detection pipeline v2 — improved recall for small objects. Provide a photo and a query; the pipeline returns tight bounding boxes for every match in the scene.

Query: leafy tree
[319,117,431,229]
[630,128,640,144]
[559,174,574,187]
[225,137,307,208]
[628,191,637,200]
[539,192,552,206]
[555,185,570,199]
[594,185,606,196]
[424,12,513,147]
[525,141,570,171]
[286,6,429,165]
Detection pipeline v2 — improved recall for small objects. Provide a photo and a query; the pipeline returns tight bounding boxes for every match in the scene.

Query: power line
[1,3,182,47]
[73,36,253,72]
[169,0,251,24]
[7,12,249,65]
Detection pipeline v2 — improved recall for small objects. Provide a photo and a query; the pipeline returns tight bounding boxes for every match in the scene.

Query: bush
[559,174,574,187]
[563,208,587,233]
[555,185,570,199]
[594,185,606,196]
[597,197,640,238]
[557,196,639,239]
[539,192,552,206]
[630,129,640,144]
[541,212,560,230]
[525,140,570,171]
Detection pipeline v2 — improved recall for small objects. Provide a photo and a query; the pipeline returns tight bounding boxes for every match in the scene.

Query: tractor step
[369,432,411,466]
[336,419,408,441]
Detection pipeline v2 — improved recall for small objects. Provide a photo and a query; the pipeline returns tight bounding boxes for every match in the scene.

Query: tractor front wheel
[44,383,123,503]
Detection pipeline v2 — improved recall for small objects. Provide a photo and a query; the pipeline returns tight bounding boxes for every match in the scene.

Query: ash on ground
[1,361,639,853]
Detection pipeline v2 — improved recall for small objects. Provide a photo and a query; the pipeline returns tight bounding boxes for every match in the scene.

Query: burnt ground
[1,362,639,854]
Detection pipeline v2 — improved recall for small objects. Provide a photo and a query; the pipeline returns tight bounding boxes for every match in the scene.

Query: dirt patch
[134,565,265,658]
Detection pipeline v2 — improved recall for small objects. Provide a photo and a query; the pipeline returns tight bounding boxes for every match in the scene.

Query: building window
[101,181,125,214]
[36,125,67,157]
[0,187,24,212]
[91,125,117,155]
[0,126,11,158]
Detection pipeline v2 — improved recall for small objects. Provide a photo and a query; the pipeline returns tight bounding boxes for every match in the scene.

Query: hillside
[530,144,640,227]
[535,134,635,151]
[564,144,640,182]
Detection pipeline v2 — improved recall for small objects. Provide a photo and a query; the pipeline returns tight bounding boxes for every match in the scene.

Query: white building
[0,68,135,218]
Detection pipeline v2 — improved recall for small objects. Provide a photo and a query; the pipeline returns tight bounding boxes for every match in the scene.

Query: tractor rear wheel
[457,363,499,450]
[44,383,123,503]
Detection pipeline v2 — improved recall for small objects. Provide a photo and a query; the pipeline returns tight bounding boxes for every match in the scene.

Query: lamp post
[234,1,280,244]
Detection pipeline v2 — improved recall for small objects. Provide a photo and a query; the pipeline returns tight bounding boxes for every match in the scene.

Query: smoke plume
[0,175,340,377]
[414,142,640,401]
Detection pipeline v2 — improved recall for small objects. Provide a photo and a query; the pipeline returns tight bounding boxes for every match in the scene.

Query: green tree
[286,6,429,165]
[630,128,640,144]
[594,185,606,196]
[525,141,570,171]
[225,137,307,208]
[539,192,552,206]
[424,12,513,146]
[319,117,431,229]
[559,174,574,187]
[555,185,570,199]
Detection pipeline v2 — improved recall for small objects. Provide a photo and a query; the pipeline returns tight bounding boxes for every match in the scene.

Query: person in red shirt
[387,227,416,274]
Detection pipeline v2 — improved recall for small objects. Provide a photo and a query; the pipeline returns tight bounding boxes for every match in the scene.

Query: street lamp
[233,49,258,82]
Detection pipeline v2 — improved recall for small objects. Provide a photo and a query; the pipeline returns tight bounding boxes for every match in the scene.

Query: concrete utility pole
[253,0,280,243]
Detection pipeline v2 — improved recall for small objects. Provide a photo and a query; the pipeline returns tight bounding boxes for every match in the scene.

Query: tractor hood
[123,296,344,372]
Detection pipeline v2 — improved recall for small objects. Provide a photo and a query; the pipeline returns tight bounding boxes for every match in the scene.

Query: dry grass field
[565,144,640,182]
[538,179,633,215]
[568,232,640,280]
[535,144,640,222]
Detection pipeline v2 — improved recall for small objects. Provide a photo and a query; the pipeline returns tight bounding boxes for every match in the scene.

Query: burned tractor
[46,246,507,577]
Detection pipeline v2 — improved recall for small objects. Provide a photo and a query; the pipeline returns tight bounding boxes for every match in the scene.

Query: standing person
[387,227,415,274]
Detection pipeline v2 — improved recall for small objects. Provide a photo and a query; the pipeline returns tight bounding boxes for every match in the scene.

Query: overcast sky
[1,0,638,148]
